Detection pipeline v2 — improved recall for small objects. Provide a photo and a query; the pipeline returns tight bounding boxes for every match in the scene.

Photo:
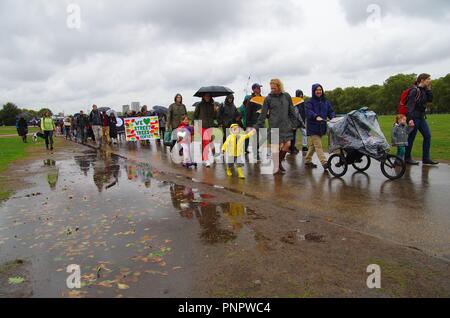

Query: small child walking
[177,116,197,169]
[392,114,414,160]
[222,124,256,179]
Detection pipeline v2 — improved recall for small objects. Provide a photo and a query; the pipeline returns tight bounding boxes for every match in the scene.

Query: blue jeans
[406,118,431,161]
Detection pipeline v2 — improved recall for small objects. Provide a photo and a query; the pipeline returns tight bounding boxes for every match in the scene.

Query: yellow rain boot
[226,167,233,177]
[237,167,245,179]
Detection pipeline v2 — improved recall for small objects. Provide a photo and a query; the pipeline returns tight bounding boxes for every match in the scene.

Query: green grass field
[0,134,43,201]
[296,114,449,162]
[0,126,39,136]
[379,114,450,162]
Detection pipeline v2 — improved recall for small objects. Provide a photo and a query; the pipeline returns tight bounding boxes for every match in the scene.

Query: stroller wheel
[381,155,406,180]
[352,155,371,172]
[328,154,348,178]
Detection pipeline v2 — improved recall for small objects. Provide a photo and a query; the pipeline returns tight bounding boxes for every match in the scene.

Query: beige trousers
[305,135,327,166]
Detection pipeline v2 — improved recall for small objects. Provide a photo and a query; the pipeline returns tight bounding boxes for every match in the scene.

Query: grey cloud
[340,0,450,24]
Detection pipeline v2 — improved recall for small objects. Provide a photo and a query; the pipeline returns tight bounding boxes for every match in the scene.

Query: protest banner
[124,116,160,141]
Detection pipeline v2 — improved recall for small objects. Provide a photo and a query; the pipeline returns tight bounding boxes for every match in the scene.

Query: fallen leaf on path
[117,283,130,290]
[8,277,25,285]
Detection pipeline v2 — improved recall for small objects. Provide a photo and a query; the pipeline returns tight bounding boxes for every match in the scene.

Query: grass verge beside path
[0,126,39,136]
[297,114,449,162]
[0,136,44,201]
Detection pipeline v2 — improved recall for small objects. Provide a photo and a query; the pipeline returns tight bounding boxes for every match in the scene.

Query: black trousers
[44,131,54,148]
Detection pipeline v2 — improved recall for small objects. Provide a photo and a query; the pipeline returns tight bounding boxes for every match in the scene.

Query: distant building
[131,102,140,112]
[122,105,130,114]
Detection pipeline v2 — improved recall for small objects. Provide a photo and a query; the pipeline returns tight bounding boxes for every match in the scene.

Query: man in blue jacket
[305,84,335,170]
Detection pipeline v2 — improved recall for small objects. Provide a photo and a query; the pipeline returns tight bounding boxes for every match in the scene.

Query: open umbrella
[152,106,168,114]
[194,86,234,98]
[106,109,117,116]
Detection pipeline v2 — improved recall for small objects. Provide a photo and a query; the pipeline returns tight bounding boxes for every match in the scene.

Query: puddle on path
[0,150,259,297]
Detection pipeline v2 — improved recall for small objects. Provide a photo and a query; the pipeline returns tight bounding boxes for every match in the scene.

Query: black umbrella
[194,86,234,98]
[152,106,168,114]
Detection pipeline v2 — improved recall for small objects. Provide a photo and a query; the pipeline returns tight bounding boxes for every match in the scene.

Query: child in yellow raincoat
[222,124,256,179]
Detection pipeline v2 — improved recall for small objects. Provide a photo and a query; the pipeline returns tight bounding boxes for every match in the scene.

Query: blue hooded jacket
[305,84,335,136]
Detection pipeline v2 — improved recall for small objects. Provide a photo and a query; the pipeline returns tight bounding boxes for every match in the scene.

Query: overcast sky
[1,0,449,114]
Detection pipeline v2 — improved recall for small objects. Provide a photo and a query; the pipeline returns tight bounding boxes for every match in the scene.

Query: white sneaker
[204,161,211,168]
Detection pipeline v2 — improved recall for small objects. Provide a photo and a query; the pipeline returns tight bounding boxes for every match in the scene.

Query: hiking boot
[406,159,420,166]
[305,162,318,169]
[423,159,439,166]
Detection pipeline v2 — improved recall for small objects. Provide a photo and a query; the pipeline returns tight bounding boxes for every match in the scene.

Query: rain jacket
[295,89,307,124]
[306,84,335,136]
[77,114,89,128]
[41,117,55,132]
[239,105,247,129]
[194,100,217,129]
[109,116,118,139]
[167,103,187,130]
[246,93,262,127]
[222,129,256,157]
[219,95,240,128]
[176,123,194,144]
[89,110,102,126]
[391,123,411,147]
[17,118,28,136]
[407,86,433,121]
[256,92,298,142]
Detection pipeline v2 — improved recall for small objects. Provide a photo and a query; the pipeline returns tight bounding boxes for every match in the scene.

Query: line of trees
[324,73,450,115]
[1,73,449,126]
[0,103,53,126]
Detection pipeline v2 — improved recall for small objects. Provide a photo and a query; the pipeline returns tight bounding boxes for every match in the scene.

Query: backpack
[398,86,420,116]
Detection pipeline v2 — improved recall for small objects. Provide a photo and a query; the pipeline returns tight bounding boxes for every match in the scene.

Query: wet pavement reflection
[0,150,257,297]
[112,143,450,260]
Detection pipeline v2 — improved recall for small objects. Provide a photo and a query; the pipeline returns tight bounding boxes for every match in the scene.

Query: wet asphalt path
[112,141,450,261]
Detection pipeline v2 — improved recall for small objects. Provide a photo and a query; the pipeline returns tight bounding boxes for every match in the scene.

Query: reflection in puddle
[44,159,56,167]
[170,184,253,244]
[46,169,59,190]
[70,151,255,246]
[0,151,260,297]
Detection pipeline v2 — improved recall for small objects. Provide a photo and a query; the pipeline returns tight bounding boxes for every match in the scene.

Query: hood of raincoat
[224,95,235,106]
[311,84,325,101]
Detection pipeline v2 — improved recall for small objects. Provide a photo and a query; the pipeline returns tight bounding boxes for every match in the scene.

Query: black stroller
[327,108,406,180]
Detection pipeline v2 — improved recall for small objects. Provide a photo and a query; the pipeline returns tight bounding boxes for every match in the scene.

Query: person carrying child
[176,116,197,169]
[392,114,414,161]
[222,124,256,179]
